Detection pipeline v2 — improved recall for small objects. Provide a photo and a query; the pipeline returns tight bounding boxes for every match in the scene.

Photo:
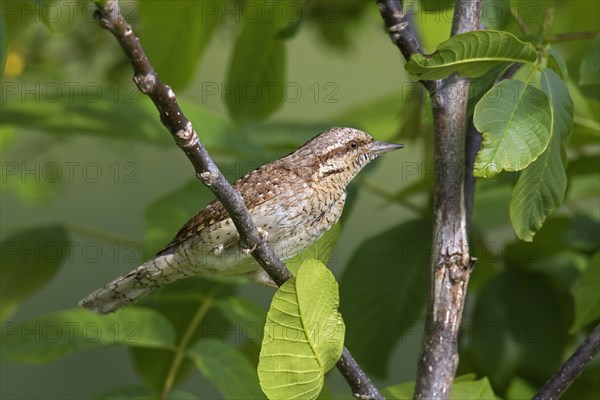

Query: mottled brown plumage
[158,161,292,255]
[80,127,403,314]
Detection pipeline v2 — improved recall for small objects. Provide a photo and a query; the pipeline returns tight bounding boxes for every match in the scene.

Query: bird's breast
[250,184,346,261]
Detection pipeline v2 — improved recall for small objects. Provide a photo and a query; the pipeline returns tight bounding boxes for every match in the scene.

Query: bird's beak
[369,140,404,155]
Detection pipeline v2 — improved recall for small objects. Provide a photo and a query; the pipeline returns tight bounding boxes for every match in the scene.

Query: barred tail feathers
[79,253,186,314]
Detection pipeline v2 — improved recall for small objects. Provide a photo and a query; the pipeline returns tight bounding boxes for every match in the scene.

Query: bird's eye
[349,141,358,149]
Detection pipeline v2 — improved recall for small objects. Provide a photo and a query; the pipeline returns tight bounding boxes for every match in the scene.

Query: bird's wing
[157,162,296,255]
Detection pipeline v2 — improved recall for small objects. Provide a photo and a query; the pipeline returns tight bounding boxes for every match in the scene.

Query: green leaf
[1,225,70,321]
[188,339,265,400]
[130,280,232,393]
[226,1,286,122]
[505,377,536,400]
[143,179,214,259]
[450,376,498,400]
[467,62,511,116]
[563,215,600,253]
[1,308,175,364]
[384,382,414,400]
[540,69,575,143]
[339,219,430,377]
[571,252,600,332]
[140,0,219,90]
[258,259,345,400]
[509,69,573,241]
[308,1,370,50]
[215,296,267,344]
[384,375,496,399]
[0,87,230,147]
[276,0,308,40]
[131,347,189,394]
[579,35,600,86]
[512,63,541,87]
[0,89,167,144]
[502,217,585,290]
[468,269,570,389]
[474,79,552,178]
[405,31,538,80]
[92,386,198,400]
[547,47,569,80]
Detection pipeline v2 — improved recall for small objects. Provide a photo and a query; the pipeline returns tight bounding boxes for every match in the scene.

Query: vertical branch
[414,1,481,399]
[378,0,482,398]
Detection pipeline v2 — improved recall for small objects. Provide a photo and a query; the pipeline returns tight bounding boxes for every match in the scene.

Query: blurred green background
[1,0,598,399]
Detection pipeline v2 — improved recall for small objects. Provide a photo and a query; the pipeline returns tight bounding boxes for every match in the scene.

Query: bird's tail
[79,253,185,314]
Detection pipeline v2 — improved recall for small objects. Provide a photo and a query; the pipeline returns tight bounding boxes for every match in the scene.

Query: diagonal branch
[533,323,600,400]
[91,1,291,285]
[376,0,439,93]
[91,1,382,398]
[376,0,423,60]
[543,31,599,42]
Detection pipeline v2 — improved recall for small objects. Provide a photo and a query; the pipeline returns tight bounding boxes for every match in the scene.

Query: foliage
[405,30,538,80]
[384,374,496,399]
[1,0,598,399]
[258,260,344,400]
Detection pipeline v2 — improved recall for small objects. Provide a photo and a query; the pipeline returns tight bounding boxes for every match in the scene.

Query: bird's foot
[241,227,269,255]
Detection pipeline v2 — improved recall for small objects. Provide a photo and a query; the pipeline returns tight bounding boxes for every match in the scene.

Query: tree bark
[377,1,481,398]
[414,2,481,399]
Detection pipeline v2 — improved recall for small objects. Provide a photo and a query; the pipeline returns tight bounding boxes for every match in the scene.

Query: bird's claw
[241,227,269,255]
[211,243,225,256]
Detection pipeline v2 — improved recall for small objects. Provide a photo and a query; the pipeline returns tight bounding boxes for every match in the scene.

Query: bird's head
[289,127,404,187]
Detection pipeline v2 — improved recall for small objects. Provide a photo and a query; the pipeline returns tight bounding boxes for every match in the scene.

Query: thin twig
[161,292,216,400]
[92,1,382,398]
[362,181,426,215]
[376,0,439,93]
[533,323,600,400]
[376,0,424,58]
[544,31,599,42]
[510,8,530,35]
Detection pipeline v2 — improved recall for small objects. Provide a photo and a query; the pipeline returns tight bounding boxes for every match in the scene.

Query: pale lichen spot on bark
[133,73,156,93]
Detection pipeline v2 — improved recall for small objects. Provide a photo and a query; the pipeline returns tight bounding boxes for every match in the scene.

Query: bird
[79,127,403,314]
